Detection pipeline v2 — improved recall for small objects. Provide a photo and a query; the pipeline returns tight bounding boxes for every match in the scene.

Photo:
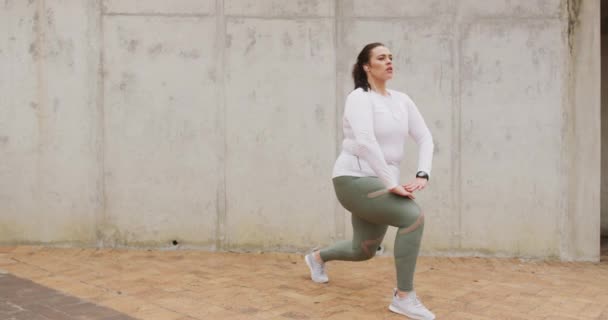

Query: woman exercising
[305,42,435,320]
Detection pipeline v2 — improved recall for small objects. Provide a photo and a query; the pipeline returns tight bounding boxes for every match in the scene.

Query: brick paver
[0,241,607,320]
[0,271,136,320]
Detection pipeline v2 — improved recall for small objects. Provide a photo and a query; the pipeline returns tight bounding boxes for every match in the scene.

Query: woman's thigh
[333,176,421,228]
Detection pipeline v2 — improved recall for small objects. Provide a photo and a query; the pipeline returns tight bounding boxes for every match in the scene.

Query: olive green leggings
[320,176,425,292]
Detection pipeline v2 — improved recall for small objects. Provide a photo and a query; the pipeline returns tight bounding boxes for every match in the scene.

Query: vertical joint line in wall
[561,0,578,258]
[333,0,340,157]
[334,0,345,240]
[98,0,107,246]
[215,0,227,251]
[455,15,463,250]
[34,0,46,227]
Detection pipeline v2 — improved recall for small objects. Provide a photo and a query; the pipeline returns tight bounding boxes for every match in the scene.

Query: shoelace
[407,294,423,307]
[314,260,325,274]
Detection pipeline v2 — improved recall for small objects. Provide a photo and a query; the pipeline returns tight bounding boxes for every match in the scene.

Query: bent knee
[397,207,425,235]
[352,240,380,261]
[352,248,375,261]
[395,203,422,228]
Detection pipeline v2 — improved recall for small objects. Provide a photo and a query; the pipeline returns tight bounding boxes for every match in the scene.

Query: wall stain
[179,49,200,59]
[31,11,39,45]
[95,223,214,249]
[282,32,293,47]
[119,72,136,92]
[314,104,324,124]
[297,0,319,15]
[244,28,256,55]
[29,42,38,59]
[225,34,232,48]
[127,39,139,53]
[207,69,216,82]
[567,0,581,54]
[148,43,163,57]
[53,98,59,113]
[45,7,54,27]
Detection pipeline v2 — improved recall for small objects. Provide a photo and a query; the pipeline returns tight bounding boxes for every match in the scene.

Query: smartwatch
[416,171,429,181]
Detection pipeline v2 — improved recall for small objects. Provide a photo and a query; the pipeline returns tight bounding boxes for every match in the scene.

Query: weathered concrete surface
[101,15,220,247]
[223,16,336,250]
[0,1,101,244]
[561,0,601,260]
[0,0,601,260]
[103,0,215,15]
[342,0,455,17]
[0,1,38,243]
[460,20,564,257]
[458,0,562,17]
[224,0,334,17]
[601,1,608,236]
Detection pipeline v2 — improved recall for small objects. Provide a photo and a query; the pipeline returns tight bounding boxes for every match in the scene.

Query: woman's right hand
[389,185,415,199]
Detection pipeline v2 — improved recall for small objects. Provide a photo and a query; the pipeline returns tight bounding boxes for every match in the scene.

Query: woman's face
[365,46,393,82]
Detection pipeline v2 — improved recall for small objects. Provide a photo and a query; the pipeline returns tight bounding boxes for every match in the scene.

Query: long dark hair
[352,42,384,91]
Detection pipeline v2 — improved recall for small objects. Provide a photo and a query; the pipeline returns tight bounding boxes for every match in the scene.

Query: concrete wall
[601,0,608,236]
[0,1,102,244]
[101,2,221,248]
[0,0,600,260]
[564,0,600,260]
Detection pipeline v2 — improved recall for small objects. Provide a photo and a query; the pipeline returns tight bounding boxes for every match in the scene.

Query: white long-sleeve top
[332,88,434,190]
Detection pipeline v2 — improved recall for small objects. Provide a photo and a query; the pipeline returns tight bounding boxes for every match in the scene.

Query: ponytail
[352,62,369,91]
[352,42,384,91]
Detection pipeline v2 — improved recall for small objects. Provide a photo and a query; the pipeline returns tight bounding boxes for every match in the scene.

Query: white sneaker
[304,253,328,283]
[388,289,435,320]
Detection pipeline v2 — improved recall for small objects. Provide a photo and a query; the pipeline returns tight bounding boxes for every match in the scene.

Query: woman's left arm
[403,97,434,192]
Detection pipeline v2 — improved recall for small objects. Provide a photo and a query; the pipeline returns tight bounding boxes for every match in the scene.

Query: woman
[305,43,435,320]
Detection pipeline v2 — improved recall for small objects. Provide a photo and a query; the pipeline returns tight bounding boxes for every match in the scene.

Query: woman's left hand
[403,178,428,193]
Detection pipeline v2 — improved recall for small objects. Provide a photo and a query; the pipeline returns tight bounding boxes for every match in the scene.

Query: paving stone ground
[0,239,607,320]
[0,272,135,320]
